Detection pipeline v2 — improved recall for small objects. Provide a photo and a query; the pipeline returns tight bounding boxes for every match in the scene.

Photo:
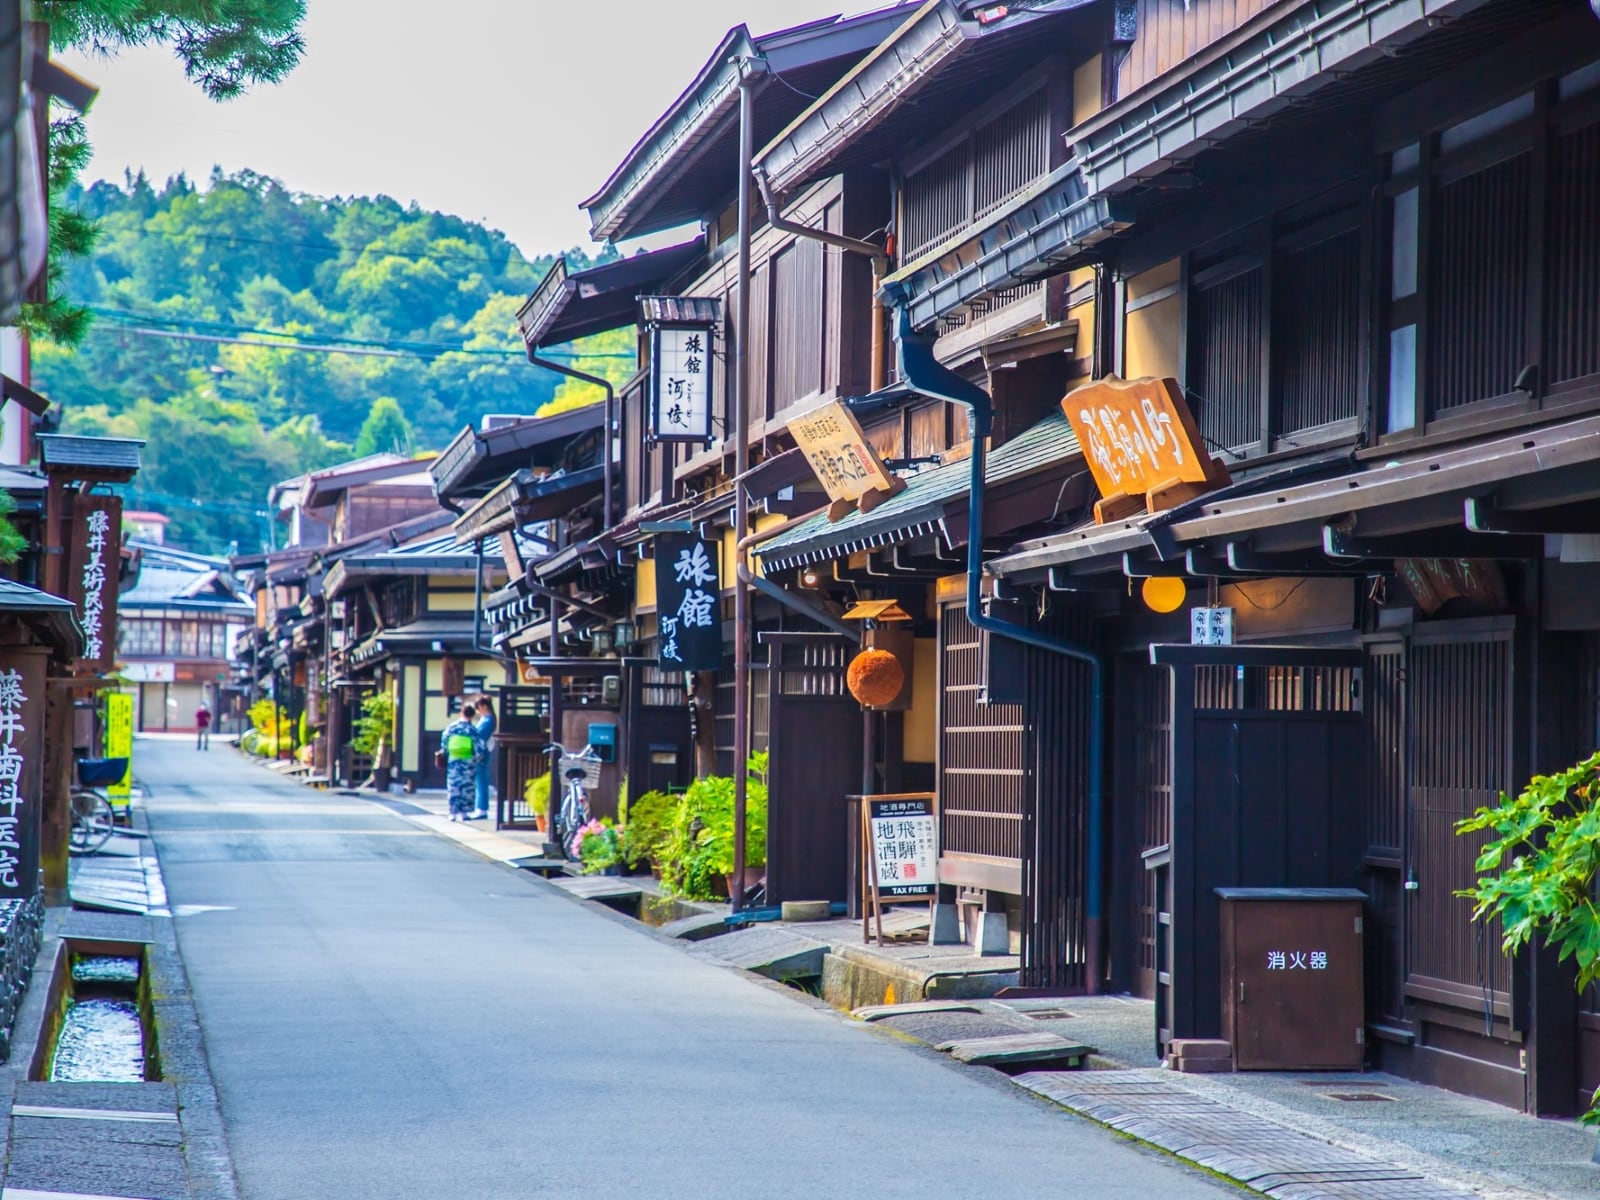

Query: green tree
[353,397,412,458]
[1458,751,1600,1123]
[28,0,307,343]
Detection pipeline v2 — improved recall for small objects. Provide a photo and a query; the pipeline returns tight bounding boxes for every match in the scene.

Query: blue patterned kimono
[441,718,484,815]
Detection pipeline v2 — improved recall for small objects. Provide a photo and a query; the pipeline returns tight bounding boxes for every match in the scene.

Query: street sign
[105,691,134,811]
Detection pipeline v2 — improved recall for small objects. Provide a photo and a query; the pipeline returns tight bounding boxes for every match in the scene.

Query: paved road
[140,738,1230,1200]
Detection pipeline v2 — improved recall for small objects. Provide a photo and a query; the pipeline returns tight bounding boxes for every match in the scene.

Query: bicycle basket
[77,758,128,788]
[559,754,603,789]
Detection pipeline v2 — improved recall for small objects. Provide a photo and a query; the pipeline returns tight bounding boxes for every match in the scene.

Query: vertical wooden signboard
[860,793,938,945]
[0,648,48,900]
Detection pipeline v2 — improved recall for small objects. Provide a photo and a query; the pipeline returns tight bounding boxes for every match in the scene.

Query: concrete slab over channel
[657,913,730,942]
[937,1032,1095,1069]
[686,926,826,984]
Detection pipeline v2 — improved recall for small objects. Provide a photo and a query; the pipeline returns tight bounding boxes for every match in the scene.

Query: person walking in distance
[195,703,212,751]
[440,701,485,822]
[472,694,496,821]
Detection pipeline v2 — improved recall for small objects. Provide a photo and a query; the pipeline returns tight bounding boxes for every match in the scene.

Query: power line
[87,306,636,363]
[93,223,572,272]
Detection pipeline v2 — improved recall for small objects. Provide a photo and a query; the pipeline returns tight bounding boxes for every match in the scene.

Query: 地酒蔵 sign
[654,532,722,673]
[787,400,897,505]
[867,796,937,899]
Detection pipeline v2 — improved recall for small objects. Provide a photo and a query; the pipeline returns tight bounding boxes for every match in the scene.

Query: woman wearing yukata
[440,701,485,821]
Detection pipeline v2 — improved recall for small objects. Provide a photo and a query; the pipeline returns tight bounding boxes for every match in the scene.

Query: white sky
[58,0,885,259]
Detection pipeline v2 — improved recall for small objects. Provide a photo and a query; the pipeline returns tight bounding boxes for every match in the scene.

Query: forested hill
[32,170,625,555]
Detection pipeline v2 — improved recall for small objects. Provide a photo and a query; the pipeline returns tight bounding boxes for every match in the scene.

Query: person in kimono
[441,701,485,821]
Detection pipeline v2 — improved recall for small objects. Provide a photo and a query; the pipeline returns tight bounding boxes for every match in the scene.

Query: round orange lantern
[847,648,905,708]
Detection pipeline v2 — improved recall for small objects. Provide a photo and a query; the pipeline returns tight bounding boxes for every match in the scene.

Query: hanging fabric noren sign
[655,532,721,673]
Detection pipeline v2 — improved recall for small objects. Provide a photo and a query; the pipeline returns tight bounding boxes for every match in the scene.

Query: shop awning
[989,413,1600,583]
[451,465,606,545]
[431,406,605,503]
[758,408,1082,573]
[0,578,83,656]
[518,241,704,351]
[758,0,1101,196]
[878,163,1130,332]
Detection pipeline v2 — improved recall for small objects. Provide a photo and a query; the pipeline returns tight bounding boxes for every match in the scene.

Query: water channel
[48,953,150,1084]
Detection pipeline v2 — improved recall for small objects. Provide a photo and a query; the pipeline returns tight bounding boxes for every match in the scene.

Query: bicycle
[544,742,601,860]
[70,757,127,856]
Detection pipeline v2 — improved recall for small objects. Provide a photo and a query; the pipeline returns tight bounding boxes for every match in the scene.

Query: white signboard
[1190,606,1235,646]
[651,324,713,442]
[122,661,177,683]
[867,796,937,899]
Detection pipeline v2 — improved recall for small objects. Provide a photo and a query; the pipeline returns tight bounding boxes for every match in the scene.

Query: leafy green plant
[350,691,394,758]
[524,772,550,819]
[576,819,623,876]
[660,755,768,901]
[621,789,679,870]
[1457,748,1600,1124]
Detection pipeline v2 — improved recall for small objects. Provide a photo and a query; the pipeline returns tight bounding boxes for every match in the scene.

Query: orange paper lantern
[847,648,905,708]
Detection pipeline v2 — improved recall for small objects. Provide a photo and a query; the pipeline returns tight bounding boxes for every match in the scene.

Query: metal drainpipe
[730,58,762,914]
[735,513,860,644]
[753,164,889,390]
[527,351,614,531]
[954,368,1107,993]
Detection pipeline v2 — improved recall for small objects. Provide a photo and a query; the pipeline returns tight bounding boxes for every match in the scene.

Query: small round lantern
[847,648,905,708]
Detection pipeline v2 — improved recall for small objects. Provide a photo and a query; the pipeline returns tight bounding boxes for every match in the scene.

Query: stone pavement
[0,787,237,1200]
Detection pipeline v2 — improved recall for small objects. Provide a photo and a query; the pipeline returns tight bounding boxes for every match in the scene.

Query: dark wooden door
[764,635,861,905]
[623,663,692,798]
[1404,622,1514,1026]
[1156,646,1364,1047]
[1362,639,1408,1028]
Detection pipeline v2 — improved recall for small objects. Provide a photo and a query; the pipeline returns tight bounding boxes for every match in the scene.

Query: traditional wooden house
[115,541,252,733]
[493,7,915,852]
[950,0,1600,1117]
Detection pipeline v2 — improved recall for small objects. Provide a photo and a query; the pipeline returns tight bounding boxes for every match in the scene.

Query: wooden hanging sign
[1060,376,1231,523]
[787,400,903,519]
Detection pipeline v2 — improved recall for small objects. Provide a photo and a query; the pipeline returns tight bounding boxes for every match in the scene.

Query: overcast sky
[58,1,891,258]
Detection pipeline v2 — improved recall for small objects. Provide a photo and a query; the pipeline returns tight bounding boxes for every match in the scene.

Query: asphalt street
[140,737,1232,1199]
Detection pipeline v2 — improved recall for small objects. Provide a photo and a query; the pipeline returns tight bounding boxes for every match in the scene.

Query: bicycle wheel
[69,790,115,856]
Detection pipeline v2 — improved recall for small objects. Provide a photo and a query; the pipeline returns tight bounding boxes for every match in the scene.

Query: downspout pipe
[735,512,860,644]
[892,309,1107,992]
[527,350,614,530]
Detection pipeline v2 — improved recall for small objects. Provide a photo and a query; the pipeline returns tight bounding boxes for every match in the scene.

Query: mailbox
[588,722,617,763]
[1217,888,1366,1071]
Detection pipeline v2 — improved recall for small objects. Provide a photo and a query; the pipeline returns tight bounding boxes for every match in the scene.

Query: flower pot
[650,864,663,881]
[533,813,548,833]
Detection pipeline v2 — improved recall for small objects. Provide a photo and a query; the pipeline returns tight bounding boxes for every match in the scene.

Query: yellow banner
[105,691,134,809]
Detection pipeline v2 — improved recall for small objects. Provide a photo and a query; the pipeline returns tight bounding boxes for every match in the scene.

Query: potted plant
[659,753,768,901]
[621,789,678,876]
[524,773,551,832]
[575,819,623,875]
[350,691,395,791]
